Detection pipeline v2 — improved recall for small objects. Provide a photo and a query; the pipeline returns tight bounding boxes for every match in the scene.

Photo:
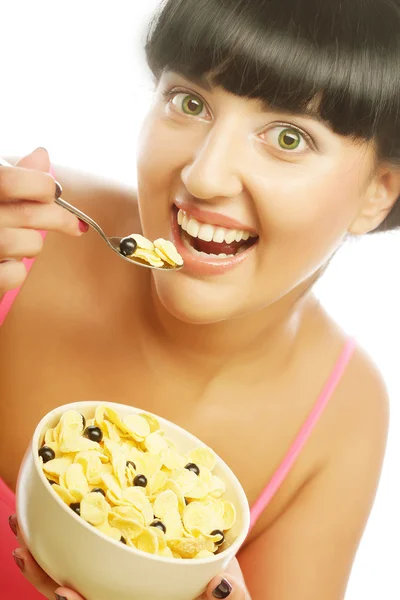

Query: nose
[180,123,244,201]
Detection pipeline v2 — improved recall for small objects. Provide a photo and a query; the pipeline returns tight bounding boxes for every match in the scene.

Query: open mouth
[175,207,259,259]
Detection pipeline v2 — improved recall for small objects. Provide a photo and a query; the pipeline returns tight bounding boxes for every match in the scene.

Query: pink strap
[0,233,47,327]
[0,164,54,326]
[249,337,357,530]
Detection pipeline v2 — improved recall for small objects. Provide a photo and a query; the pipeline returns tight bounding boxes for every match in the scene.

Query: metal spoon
[0,158,182,271]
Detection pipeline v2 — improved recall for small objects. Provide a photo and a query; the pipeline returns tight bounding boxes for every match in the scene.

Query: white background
[1,1,399,598]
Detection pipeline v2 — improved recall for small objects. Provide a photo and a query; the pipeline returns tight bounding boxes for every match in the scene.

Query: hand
[9,515,250,600]
[0,147,86,296]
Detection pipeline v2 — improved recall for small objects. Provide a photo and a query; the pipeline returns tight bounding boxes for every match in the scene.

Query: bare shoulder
[239,341,390,599]
[51,162,138,220]
[325,339,390,512]
[315,335,389,495]
[335,340,389,453]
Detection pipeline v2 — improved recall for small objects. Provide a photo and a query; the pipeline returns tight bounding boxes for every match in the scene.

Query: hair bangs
[146,0,400,156]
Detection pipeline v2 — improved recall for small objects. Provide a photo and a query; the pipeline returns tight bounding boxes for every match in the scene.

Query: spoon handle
[54,196,117,252]
[0,157,119,254]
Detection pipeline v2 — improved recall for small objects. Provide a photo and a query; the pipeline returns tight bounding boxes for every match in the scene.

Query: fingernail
[8,515,17,536]
[55,594,67,600]
[212,578,232,599]
[78,219,89,233]
[54,181,63,199]
[12,551,25,572]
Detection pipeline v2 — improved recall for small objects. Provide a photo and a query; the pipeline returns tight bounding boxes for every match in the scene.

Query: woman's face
[136,71,375,324]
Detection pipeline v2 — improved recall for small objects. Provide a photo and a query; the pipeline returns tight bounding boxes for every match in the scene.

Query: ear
[349,164,400,235]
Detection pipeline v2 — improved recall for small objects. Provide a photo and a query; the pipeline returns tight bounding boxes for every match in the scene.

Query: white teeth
[187,218,200,238]
[224,230,237,244]
[177,209,256,244]
[236,230,250,242]
[198,223,215,242]
[212,227,226,243]
[182,212,189,230]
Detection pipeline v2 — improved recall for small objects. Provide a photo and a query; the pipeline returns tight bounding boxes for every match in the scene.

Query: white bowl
[16,401,250,600]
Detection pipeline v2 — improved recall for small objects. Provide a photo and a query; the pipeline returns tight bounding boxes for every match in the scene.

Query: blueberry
[126,461,136,470]
[70,502,81,516]
[150,520,166,534]
[120,536,127,544]
[84,426,103,442]
[210,530,225,546]
[134,474,147,488]
[185,463,200,476]
[91,488,106,497]
[81,414,86,429]
[38,446,55,464]
[119,237,137,257]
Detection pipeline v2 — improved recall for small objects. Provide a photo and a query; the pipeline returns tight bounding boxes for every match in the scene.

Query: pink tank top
[0,164,357,596]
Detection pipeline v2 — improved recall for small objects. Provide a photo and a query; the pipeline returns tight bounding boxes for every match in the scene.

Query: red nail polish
[8,515,17,536]
[13,552,25,572]
[78,219,89,233]
[54,181,63,199]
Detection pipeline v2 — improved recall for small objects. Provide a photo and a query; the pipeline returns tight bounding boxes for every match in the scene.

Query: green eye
[181,94,204,116]
[278,128,302,150]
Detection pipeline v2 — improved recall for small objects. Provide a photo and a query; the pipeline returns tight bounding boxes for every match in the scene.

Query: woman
[1,0,399,598]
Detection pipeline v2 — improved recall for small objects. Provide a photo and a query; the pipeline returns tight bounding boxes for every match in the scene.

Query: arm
[239,362,389,600]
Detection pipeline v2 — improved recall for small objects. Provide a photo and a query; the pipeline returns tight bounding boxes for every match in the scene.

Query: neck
[141,277,320,377]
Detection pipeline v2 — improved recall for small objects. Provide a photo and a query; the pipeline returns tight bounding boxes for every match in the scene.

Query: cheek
[137,118,169,188]
[136,117,177,232]
[251,158,367,286]
[256,160,364,242]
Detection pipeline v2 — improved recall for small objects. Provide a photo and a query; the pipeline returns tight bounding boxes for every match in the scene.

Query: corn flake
[136,528,159,554]
[154,239,184,267]
[81,492,110,525]
[189,447,217,471]
[40,403,237,558]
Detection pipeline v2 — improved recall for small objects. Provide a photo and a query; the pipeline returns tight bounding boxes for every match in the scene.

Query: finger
[8,515,19,539]
[8,515,28,549]
[0,164,60,203]
[13,547,58,600]
[204,574,243,599]
[0,260,27,293]
[54,587,86,600]
[0,200,83,236]
[0,228,44,259]
[16,147,52,172]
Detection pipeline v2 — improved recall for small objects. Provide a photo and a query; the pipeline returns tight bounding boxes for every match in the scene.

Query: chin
[151,273,242,325]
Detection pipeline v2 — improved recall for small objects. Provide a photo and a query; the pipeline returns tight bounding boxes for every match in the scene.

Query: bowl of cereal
[16,401,250,600]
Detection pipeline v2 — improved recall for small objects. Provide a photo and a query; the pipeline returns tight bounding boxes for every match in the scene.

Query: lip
[171,207,257,276]
[174,200,258,234]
